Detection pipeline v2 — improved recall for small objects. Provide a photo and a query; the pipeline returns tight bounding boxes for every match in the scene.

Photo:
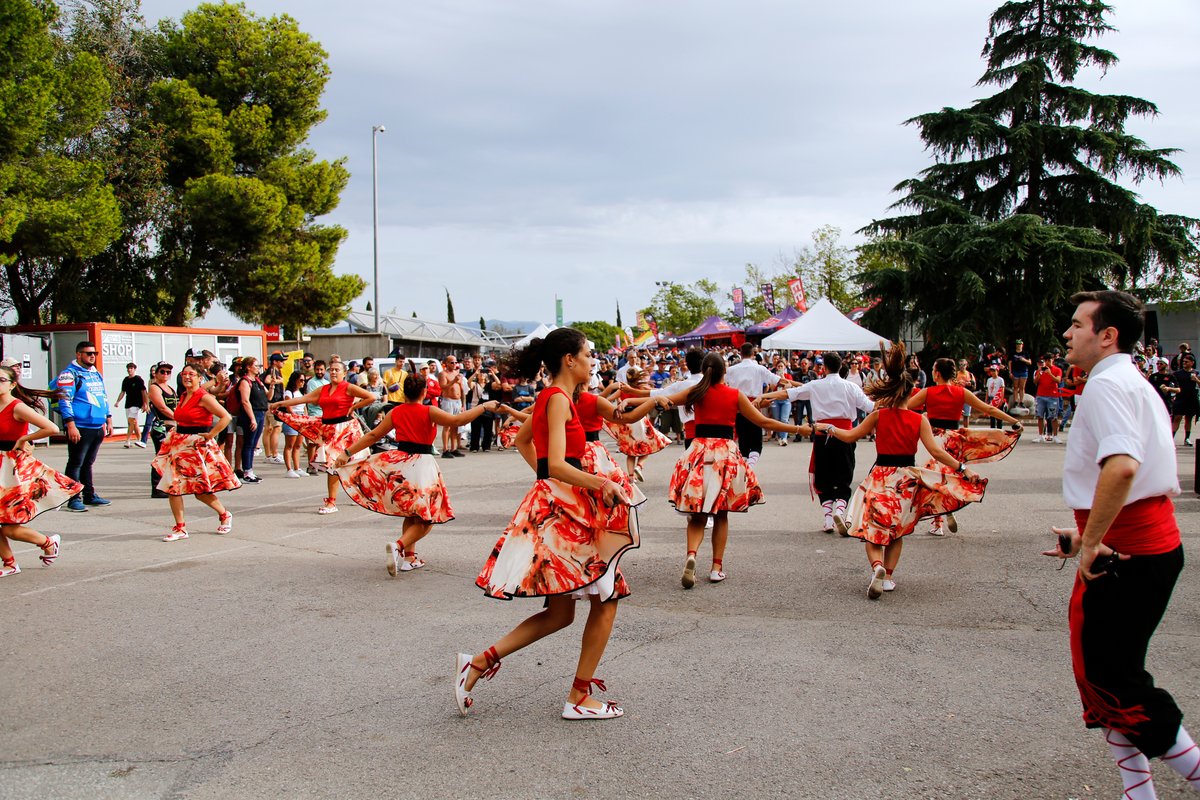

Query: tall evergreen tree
[860,0,1198,352]
[615,300,622,330]
[445,289,455,323]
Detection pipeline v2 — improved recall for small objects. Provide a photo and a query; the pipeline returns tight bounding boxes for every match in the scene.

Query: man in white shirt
[760,352,874,533]
[724,343,784,468]
[1044,290,1197,798]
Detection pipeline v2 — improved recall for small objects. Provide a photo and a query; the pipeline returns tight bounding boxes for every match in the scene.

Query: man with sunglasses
[54,341,113,512]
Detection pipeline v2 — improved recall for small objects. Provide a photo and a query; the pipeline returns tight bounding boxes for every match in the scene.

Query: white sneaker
[833,513,849,537]
[867,564,887,600]
[1052,436,1064,444]
[133,441,147,449]
[822,514,835,533]
[386,541,401,577]
[285,469,301,478]
[1030,435,1042,443]
[882,579,896,592]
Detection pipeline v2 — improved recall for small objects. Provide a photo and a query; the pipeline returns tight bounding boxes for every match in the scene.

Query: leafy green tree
[570,320,623,351]
[0,0,121,322]
[861,0,1198,351]
[641,280,721,336]
[478,315,486,331]
[790,225,859,312]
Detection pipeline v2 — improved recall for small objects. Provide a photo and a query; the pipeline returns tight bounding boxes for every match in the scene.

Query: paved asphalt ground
[2,431,1197,799]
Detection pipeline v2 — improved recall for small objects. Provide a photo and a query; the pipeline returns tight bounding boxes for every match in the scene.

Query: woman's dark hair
[403,374,426,400]
[237,356,258,377]
[285,371,307,393]
[865,341,915,407]
[507,327,588,380]
[686,352,727,412]
[933,358,956,381]
[0,365,58,411]
[1070,290,1145,353]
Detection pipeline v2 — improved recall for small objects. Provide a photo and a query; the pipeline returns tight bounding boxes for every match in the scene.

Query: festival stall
[760,298,889,351]
[745,306,803,341]
[676,315,743,347]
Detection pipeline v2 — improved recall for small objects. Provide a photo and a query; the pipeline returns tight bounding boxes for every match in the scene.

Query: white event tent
[761,298,890,351]
[513,323,595,351]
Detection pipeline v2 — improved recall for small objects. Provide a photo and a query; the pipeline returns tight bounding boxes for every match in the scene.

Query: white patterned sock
[1162,726,1200,791]
[834,499,847,517]
[1106,729,1157,799]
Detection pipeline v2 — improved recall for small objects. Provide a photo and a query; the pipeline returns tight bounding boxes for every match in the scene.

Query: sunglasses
[80,351,98,356]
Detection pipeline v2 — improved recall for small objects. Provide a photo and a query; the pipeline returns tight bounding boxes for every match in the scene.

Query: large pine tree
[860,0,1198,353]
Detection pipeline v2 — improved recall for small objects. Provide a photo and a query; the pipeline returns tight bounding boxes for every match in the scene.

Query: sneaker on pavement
[306,465,318,475]
[133,440,147,449]
[65,497,87,512]
[84,496,111,506]
[386,541,401,576]
[242,472,261,483]
[868,564,887,600]
[822,514,835,533]
[882,579,897,592]
[285,469,302,478]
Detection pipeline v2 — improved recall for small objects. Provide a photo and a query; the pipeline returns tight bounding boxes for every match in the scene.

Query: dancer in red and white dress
[817,343,986,600]
[150,365,239,542]
[496,404,529,450]
[909,357,1021,535]
[659,352,811,588]
[334,377,500,575]
[459,328,635,721]
[0,366,80,578]
[271,361,375,514]
[607,368,671,482]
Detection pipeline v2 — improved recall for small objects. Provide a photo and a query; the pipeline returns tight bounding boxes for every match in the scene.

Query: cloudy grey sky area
[133,0,1200,330]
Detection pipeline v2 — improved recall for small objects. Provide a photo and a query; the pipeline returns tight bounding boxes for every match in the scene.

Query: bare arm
[430,400,501,428]
[820,411,878,443]
[197,394,233,440]
[515,413,537,472]
[964,389,1020,426]
[736,392,808,435]
[346,382,377,411]
[918,417,964,471]
[12,401,58,448]
[336,411,397,464]
[270,388,321,411]
[606,395,663,424]
[545,393,628,506]
[1043,455,1137,580]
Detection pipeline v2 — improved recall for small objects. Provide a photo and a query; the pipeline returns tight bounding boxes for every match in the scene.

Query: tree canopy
[859,0,1198,353]
[640,279,721,337]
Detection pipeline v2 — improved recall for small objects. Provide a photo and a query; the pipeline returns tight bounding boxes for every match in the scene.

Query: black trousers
[150,430,167,494]
[812,434,855,503]
[734,413,763,459]
[470,412,494,451]
[1069,545,1184,758]
[65,426,106,501]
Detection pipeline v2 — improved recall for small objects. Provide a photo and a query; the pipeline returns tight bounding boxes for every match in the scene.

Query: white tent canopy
[513,323,595,351]
[761,298,890,351]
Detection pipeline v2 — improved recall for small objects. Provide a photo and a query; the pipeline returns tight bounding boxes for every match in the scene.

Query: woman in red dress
[459,328,635,721]
[334,376,500,575]
[659,353,811,588]
[150,365,239,542]
[817,344,986,600]
[271,361,376,514]
[0,366,81,578]
[909,357,1022,534]
[607,368,671,482]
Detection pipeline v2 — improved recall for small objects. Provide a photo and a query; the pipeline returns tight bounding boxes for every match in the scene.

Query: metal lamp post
[372,124,386,333]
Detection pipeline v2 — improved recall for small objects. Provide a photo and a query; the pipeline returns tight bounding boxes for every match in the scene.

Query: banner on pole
[787,277,808,312]
[732,287,744,319]
[760,283,775,316]
[555,297,563,327]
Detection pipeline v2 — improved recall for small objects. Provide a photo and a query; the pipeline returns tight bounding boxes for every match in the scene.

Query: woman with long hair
[235,356,270,483]
[333,376,501,575]
[459,328,636,721]
[817,343,987,600]
[271,361,376,514]
[147,363,178,499]
[658,352,811,588]
[0,366,81,577]
[151,365,239,542]
[280,371,308,478]
[909,357,1022,535]
[607,367,671,481]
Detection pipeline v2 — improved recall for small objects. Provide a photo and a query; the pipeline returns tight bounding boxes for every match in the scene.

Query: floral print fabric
[847,464,987,545]
[927,426,1020,467]
[335,451,453,523]
[274,412,365,472]
[0,448,83,524]
[151,432,241,496]
[667,437,764,514]
[499,422,520,450]
[608,417,671,457]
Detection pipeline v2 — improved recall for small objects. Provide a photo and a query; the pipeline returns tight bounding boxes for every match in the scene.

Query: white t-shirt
[724,359,779,399]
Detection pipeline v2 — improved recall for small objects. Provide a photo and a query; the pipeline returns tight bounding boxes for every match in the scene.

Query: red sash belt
[1072,496,1180,556]
[809,418,852,473]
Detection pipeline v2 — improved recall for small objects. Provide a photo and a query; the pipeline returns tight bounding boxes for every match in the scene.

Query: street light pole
[371,124,386,334]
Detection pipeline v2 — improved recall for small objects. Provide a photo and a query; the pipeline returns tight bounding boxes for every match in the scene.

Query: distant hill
[475,319,543,335]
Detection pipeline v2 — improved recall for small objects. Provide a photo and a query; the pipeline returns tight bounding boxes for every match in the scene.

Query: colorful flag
[760,283,775,315]
[732,287,745,319]
[787,277,807,312]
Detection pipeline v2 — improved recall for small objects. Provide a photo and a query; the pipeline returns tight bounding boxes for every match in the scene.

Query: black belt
[694,424,734,439]
[536,457,583,480]
[585,430,601,442]
[395,441,433,455]
[928,418,959,430]
[177,426,210,435]
[321,415,352,425]
[876,454,916,467]
[0,440,15,452]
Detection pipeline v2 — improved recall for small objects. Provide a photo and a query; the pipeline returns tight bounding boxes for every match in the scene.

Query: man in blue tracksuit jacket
[55,341,113,511]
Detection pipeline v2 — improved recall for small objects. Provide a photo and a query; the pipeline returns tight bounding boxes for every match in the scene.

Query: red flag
[787,278,807,312]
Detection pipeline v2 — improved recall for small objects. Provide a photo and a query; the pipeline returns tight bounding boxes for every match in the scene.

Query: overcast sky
[136,0,1200,329]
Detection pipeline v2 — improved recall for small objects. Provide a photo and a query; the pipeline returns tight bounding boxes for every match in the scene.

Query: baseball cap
[302,352,314,359]
[185,348,198,358]
[0,358,19,368]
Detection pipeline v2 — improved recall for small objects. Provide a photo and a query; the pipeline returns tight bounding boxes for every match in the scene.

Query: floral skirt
[335,450,453,523]
[151,433,241,496]
[847,464,987,546]
[275,412,365,472]
[608,417,671,457]
[927,426,1020,468]
[0,448,83,524]
[475,468,644,603]
[667,437,764,514]
[499,422,521,449]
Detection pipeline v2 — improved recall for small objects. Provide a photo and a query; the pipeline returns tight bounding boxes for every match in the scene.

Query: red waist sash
[1072,495,1180,556]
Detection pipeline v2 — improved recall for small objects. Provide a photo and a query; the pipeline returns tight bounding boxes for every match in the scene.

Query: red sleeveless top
[174,390,213,428]
[390,403,435,445]
[574,391,604,433]
[319,381,354,418]
[875,408,923,456]
[925,384,965,420]
[532,387,585,460]
[0,401,27,440]
[693,384,739,426]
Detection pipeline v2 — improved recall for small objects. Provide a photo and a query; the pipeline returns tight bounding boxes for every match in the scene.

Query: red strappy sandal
[562,676,623,720]
[455,647,501,716]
